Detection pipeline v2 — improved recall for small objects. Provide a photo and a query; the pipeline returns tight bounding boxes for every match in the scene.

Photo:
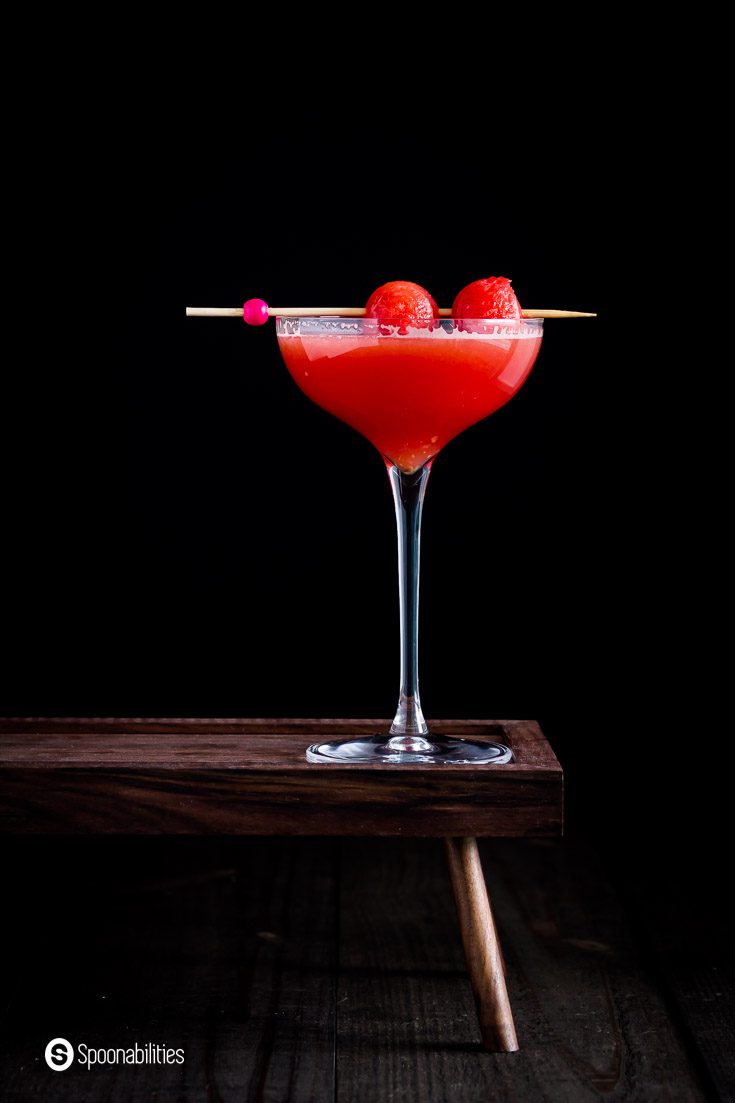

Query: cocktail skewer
[185,301,596,323]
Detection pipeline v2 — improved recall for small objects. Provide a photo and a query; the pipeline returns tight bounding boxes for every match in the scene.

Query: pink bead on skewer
[242,298,270,325]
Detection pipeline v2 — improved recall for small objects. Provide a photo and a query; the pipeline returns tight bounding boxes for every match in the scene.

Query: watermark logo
[45,1038,74,1071]
[44,1037,184,1071]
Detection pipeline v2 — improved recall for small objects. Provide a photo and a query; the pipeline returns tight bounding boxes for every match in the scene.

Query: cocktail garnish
[365,281,439,332]
[451,277,522,322]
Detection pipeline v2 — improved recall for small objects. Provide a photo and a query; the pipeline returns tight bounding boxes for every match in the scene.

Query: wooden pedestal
[0,717,563,1052]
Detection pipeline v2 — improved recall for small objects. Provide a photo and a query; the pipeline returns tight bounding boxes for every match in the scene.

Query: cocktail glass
[277,315,543,763]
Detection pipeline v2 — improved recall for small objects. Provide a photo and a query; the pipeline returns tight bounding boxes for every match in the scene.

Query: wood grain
[0,837,337,1101]
[335,837,709,1102]
[0,836,714,1101]
[445,838,517,1051]
[0,719,563,837]
[609,844,735,1102]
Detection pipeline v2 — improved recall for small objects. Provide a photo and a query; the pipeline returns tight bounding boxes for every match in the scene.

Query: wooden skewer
[186,306,595,319]
[519,309,596,319]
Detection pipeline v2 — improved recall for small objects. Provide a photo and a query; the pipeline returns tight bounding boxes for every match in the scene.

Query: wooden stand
[0,717,562,1052]
[445,837,518,1051]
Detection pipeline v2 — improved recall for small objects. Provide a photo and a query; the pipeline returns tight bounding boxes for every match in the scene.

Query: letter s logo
[45,1038,74,1071]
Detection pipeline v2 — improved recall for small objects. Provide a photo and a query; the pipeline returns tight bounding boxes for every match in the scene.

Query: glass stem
[387,461,432,750]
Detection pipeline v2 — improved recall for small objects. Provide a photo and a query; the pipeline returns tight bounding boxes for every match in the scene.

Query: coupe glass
[277,315,543,763]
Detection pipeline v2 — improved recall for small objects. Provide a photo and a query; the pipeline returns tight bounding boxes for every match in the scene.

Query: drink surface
[278,321,542,473]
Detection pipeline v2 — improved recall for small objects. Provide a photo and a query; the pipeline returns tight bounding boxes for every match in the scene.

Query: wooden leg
[444,837,519,1053]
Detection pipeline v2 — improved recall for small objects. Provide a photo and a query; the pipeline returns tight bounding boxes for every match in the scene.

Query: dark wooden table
[0,717,562,1056]
[0,719,731,1101]
[0,834,729,1101]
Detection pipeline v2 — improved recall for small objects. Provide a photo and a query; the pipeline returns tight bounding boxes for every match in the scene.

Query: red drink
[278,320,542,472]
[273,312,545,764]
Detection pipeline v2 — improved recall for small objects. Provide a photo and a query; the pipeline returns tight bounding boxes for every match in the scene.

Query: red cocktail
[277,315,543,763]
[278,320,542,474]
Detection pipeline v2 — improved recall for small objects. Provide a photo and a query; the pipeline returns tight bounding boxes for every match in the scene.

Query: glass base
[305,735,513,765]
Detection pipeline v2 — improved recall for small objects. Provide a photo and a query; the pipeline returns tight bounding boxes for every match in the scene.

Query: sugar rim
[276,317,543,338]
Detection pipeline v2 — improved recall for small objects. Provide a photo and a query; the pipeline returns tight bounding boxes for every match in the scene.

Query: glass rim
[275,315,543,323]
[276,316,543,333]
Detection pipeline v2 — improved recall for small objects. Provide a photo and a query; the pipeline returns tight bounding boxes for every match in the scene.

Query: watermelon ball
[365,281,439,331]
[451,277,522,322]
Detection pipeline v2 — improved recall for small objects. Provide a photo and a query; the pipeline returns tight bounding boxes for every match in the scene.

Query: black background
[2,37,732,1098]
[0,67,720,872]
